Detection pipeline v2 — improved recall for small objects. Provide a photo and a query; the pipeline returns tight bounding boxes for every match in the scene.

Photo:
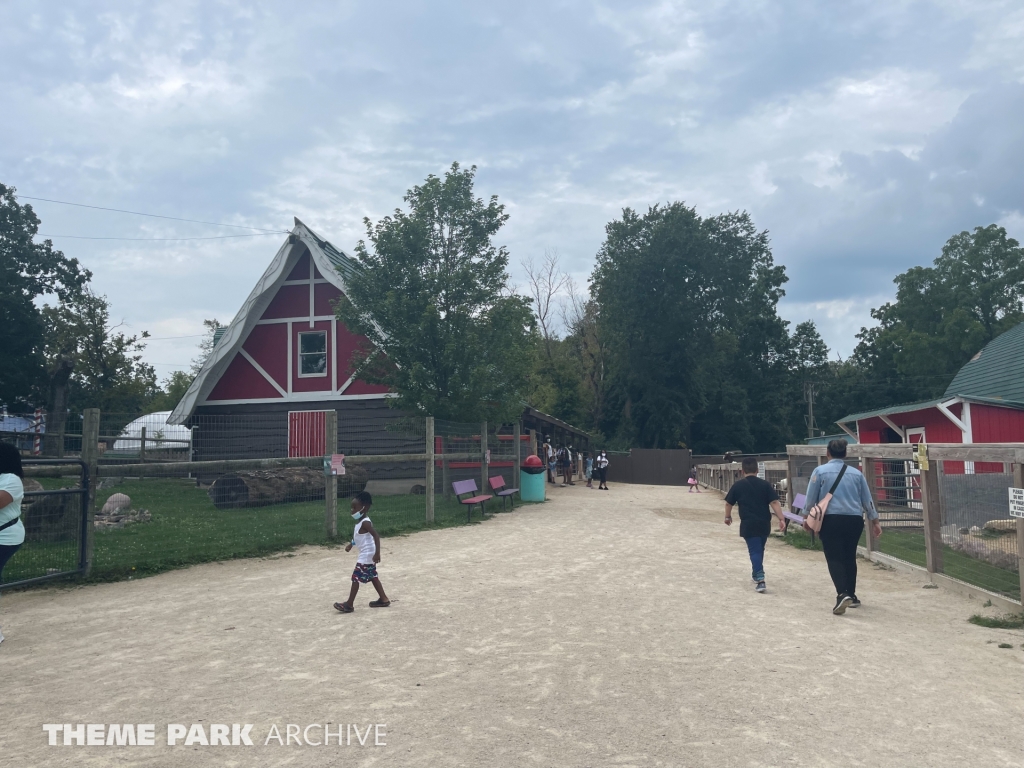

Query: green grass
[779,525,1021,601]
[873,530,1020,601]
[780,528,822,551]
[968,613,1024,629]
[5,479,518,586]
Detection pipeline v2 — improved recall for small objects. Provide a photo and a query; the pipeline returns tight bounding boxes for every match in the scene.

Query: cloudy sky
[4,1,1024,382]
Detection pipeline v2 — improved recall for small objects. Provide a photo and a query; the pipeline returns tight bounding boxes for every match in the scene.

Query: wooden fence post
[514,421,522,487]
[1013,463,1024,609]
[920,463,943,574]
[425,416,435,524]
[862,457,877,553]
[81,408,100,578]
[324,410,338,539]
[139,426,147,464]
[480,421,488,494]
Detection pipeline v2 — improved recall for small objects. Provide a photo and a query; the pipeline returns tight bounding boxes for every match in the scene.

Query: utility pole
[804,382,817,439]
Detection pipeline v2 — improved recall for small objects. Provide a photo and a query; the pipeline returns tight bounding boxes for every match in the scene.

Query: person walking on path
[803,439,882,615]
[596,451,610,490]
[584,452,594,488]
[543,436,556,484]
[688,466,701,493]
[724,457,786,593]
[0,443,27,646]
[334,491,390,613]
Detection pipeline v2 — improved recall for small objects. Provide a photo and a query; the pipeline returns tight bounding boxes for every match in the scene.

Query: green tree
[149,370,194,412]
[0,183,90,407]
[40,289,158,414]
[191,318,226,375]
[335,163,537,422]
[591,203,790,452]
[854,224,1024,404]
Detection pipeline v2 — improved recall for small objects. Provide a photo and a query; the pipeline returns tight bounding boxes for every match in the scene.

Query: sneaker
[755,581,766,593]
[833,594,853,615]
[752,571,765,583]
[849,595,861,608]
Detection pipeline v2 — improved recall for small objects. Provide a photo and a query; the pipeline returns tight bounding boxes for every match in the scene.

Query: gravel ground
[2,482,1022,767]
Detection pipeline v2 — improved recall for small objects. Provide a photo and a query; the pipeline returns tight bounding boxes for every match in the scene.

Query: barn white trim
[168,218,365,424]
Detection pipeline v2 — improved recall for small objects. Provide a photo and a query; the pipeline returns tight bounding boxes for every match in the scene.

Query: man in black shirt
[723,457,786,593]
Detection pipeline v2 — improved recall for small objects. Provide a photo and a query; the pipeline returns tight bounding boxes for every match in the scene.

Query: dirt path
[2,483,1022,767]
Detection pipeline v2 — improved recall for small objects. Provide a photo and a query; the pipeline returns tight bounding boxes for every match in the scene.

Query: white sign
[1010,487,1024,519]
[757,461,766,479]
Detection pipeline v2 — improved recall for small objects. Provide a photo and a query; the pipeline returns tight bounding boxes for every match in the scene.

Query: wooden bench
[489,475,520,511]
[452,479,493,522]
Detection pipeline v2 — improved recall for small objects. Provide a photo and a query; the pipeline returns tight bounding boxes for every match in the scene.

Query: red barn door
[288,410,326,457]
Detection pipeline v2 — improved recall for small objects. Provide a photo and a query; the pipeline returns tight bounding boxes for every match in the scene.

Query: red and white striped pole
[33,408,43,455]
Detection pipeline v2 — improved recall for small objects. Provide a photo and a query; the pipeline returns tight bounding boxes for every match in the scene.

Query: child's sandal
[334,602,354,613]
[368,599,391,608]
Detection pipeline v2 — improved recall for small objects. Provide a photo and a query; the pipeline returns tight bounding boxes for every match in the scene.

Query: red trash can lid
[523,455,543,468]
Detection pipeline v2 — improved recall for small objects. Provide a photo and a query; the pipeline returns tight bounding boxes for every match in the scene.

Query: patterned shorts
[352,563,378,583]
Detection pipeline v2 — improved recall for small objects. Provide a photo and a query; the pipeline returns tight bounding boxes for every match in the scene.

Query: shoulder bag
[804,464,848,533]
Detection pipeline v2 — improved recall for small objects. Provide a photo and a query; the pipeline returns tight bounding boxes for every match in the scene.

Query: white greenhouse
[111,412,192,456]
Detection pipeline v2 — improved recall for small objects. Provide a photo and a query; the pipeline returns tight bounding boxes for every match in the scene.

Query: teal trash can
[520,455,546,502]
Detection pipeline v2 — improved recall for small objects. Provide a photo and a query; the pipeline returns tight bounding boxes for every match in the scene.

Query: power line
[38,233,282,241]
[20,195,289,234]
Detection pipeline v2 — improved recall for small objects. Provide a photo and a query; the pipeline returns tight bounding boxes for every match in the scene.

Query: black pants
[0,543,22,582]
[818,515,864,597]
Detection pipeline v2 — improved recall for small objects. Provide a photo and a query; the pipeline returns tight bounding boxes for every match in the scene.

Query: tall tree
[0,183,90,408]
[335,163,537,422]
[854,224,1024,404]
[591,204,790,451]
[40,289,158,414]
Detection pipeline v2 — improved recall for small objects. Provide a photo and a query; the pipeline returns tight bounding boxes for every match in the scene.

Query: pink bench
[452,479,493,521]
[489,475,520,511]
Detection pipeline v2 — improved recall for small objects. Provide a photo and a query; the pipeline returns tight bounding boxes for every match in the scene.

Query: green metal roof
[944,320,1024,401]
[837,398,948,424]
[838,321,1024,425]
[838,393,1024,424]
[294,217,361,284]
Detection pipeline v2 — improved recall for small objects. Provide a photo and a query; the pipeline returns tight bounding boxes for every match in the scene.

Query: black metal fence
[1,459,90,590]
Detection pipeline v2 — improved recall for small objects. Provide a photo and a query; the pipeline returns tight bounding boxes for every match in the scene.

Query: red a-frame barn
[168,219,403,458]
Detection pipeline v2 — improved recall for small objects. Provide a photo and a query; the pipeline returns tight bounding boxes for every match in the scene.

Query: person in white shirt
[0,443,27,646]
[334,491,390,613]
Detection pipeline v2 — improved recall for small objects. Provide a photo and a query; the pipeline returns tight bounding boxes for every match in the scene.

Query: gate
[0,459,90,590]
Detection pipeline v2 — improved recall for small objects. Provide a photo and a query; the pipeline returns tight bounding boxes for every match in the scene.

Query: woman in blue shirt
[804,439,882,615]
[0,442,27,645]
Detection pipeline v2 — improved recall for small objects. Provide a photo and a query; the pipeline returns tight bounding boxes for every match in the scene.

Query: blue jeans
[745,536,766,580]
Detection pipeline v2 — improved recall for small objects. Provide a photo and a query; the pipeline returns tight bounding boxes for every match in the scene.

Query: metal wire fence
[5,409,528,586]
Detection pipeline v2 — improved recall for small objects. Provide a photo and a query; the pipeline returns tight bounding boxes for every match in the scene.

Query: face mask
[351,509,364,521]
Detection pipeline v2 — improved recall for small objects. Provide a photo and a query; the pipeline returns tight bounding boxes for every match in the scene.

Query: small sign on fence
[323,454,346,476]
[1009,487,1024,519]
[913,442,929,470]
[485,449,491,465]
[757,461,766,479]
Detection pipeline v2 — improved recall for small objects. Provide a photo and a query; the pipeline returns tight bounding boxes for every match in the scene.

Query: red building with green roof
[836,321,1024,474]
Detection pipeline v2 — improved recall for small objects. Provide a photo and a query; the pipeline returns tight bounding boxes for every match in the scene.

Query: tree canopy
[852,224,1024,407]
[0,183,91,408]
[335,163,537,423]
[588,203,801,452]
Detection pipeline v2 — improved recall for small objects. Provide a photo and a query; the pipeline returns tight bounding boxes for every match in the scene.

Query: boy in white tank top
[334,491,390,613]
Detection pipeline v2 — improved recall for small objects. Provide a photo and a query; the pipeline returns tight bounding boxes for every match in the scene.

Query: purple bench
[489,475,520,511]
[452,479,493,522]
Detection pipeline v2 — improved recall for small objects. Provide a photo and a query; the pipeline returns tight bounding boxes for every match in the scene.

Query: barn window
[299,331,327,376]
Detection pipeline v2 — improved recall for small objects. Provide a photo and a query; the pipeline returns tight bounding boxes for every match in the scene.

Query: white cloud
[2,0,1023,373]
